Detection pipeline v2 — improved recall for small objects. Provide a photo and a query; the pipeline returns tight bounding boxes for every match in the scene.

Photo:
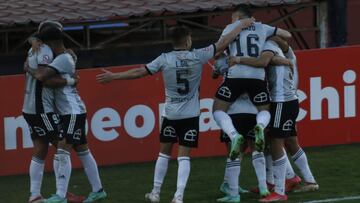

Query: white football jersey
[22,44,55,114]
[49,53,86,115]
[222,21,276,80]
[263,41,298,102]
[146,45,215,120]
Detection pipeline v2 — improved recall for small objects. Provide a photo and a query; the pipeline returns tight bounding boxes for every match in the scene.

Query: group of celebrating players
[23,5,318,203]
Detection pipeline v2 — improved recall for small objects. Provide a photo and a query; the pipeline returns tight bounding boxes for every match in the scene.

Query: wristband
[66,78,76,86]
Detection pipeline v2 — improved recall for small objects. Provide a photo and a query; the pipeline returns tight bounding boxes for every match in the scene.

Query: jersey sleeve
[262,41,278,55]
[263,24,277,38]
[194,44,216,64]
[37,46,53,65]
[48,54,74,74]
[284,47,296,60]
[145,54,164,75]
[221,20,241,37]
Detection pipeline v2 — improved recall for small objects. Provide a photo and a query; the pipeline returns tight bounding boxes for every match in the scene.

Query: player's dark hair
[169,25,192,47]
[36,21,63,42]
[234,5,253,17]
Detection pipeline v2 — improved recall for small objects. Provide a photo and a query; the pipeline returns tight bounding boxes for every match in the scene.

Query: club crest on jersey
[218,86,231,98]
[283,120,294,131]
[163,126,176,137]
[42,55,50,63]
[253,92,268,103]
[184,129,197,142]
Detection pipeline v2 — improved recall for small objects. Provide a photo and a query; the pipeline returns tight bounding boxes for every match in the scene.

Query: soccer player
[96,19,254,203]
[25,21,107,203]
[23,29,84,203]
[232,37,319,202]
[212,6,292,164]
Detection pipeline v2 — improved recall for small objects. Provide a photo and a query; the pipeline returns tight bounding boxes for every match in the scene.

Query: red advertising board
[0,46,360,176]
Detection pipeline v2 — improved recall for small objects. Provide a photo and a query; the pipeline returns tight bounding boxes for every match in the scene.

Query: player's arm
[96,67,149,84]
[275,28,292,39]
[26,66,58,82]
[214,18,255,55]
[42,74,79,88]
[229,51,275,68]
[269,36,289,53]
[270,56,292,67]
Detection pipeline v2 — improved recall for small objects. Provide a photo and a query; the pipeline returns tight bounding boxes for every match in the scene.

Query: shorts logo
[73,129,82,140]
[163,126,176,138]
[218,86,231,98]
[283,120,294,131]
[34,126,46,136]
[253,92,268,103]
[184,129,197,142]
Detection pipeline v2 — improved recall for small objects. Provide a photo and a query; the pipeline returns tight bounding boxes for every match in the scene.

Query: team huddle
[23,5,318,203]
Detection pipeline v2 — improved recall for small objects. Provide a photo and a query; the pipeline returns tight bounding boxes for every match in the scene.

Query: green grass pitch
[1,144,359,203]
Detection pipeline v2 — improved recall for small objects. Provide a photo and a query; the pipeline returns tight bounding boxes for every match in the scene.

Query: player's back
[264,41,298,102]
[49,53,86,115]
[146,45,214,120]
[224,21,276,80]
[23,44,55,114]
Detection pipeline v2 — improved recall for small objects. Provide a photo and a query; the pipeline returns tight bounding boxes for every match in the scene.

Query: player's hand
[241,17,255,28]
[229,56,240,67]
[96,69,115,83]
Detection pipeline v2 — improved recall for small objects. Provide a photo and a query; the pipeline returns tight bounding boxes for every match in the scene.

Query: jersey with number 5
[222,21,277,80]
[146,45,215,120]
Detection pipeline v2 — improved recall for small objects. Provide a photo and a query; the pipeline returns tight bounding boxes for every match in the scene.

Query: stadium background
[0,0,360,203]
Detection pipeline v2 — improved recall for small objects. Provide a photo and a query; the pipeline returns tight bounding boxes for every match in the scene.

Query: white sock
[265,153,274,185]
[252,151,267,190]
[284,151,296,179]
[256,110,271,128]
[292,148,316,183]
[226,158,240,196]
[30,157,45,198]
[273,155,286,195]
[152,153,171,194]
[77,150,103,192]
[174,157,190,200]
[55,149,72,198]
[213,110,238,140]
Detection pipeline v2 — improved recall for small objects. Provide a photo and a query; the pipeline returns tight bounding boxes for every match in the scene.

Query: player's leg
[146,117,176,203]
[75,144,107,203]
[24,113,53,203]
[259,102,289,202]
[285,135,318,192]
[283,148,302,192]
[29,139,49,203]
[171,117,199,203]
[247,79,271,152]
[213,79,244,160]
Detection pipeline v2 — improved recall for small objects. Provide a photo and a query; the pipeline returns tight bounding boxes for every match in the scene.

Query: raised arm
[96,67,150,84]
[43,74,79,88]
[25,66,57,82]
[275,28,292,39]
[214,18,255,55]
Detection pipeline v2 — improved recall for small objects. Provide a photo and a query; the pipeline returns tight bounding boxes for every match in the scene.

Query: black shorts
[220,113,257,143]
[59,114,87,145]
[23,112,61,142]
[215,78,270,106]
[160,116,199,148]
[268,100,299,138]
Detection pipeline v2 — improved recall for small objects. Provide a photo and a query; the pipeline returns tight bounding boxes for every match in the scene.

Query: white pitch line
[302,195,360,203]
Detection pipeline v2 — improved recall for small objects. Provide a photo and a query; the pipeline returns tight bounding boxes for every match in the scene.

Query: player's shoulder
[53,52,75,65]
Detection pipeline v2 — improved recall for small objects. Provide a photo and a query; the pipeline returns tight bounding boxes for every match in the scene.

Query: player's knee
[74,144,89,152]
[212,98,230,112]
[256,104,270,111]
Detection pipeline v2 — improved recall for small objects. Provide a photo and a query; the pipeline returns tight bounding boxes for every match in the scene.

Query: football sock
[175,157,190,199]
[213,110,239,140]
[273,155,286,195]
[152,153,170,194]
[252,151,267,190]
[226,158,241,196]
[265,153,274,185]
[77,150,103,192]
[30,157,45,198]
[256,110,271,128]
[55,149,71,198]
[284,150,296,179]
[292,148,316,183]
